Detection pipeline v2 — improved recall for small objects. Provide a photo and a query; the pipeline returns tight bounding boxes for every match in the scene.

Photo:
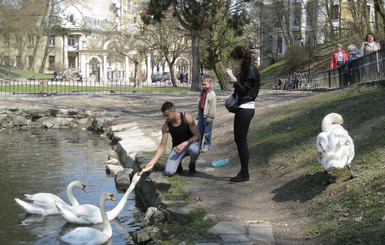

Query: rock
[106,158,120,165]
[13,115,29,126]
[114,168,134,191]
[132,226,160,244]
[107,150,119,160]
[89,116,117,133]
[141,207,164,228]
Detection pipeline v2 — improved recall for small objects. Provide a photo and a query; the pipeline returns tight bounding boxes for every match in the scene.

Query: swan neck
[67,182,79,206]
[107,174,140,219]
[108,183,135,219]
[322,113,343,133]
[100,195,112,236]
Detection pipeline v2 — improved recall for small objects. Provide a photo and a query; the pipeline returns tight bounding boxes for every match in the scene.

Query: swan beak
[82,185,87,193]
[109,194,117,202]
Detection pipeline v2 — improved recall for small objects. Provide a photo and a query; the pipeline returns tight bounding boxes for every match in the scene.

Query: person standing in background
[225,46,261,183]
[197,75,217,153]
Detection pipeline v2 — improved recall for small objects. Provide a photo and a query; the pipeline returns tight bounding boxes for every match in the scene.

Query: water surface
[0,128,141,244]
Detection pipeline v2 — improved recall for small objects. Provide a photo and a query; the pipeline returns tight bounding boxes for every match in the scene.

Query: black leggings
[234,108,255,175]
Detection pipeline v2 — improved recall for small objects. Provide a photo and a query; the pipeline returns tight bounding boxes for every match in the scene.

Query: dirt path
[0,90,319,244]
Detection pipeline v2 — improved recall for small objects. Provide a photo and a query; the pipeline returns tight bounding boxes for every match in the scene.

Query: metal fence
[263,48,385,90]
[0,77,194,95]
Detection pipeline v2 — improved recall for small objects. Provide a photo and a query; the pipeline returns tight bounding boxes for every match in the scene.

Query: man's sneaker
[201,148,209,153]
[188,163,196,176]
[177,164,183,174]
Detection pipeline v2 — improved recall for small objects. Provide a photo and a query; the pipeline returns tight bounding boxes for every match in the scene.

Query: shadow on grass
[271,172,327,203]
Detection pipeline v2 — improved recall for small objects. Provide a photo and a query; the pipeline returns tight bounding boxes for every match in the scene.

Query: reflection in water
[0,129,141,244]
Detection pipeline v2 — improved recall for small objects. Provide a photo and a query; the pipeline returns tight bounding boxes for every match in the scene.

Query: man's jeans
[197,111,214,150]
[164,142,200,176]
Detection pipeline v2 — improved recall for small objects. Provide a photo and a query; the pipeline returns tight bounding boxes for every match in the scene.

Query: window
[68,56,76,68]
[127,20,131,32]
[4,56,10,66]
[16,56,22,67]
[68,36,75,46]
[49,35,55,47]
[15,35,22,46]
[28,35,35,47]
[293,2,302,26]
[277,35,283,54]
[127,0,131,10]
[49,56,55,69]
[28,56,33,69]
[330,4,339,20]
[3,34,10,46]
[69,14,74,23]
[306,0,317,26]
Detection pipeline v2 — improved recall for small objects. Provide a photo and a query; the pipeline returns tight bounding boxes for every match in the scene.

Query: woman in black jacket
[225,46,260,182]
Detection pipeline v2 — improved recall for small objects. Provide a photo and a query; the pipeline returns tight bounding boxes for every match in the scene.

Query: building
[0,0,148,82]
[259,0,377,68]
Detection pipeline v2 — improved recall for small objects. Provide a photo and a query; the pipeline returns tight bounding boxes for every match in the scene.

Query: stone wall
[0,107,118,131]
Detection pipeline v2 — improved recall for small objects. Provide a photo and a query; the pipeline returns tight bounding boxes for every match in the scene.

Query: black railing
[0,77,193,95]
[263,48,385,90]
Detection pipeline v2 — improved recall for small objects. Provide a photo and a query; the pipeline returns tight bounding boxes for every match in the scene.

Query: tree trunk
[39,37,50,74]
[169,62,177,87]
[190,29,201,91]
[213,61,230,91]
[374,0,385,34]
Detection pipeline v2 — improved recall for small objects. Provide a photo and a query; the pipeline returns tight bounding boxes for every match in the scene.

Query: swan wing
[60,227,110,245]
[56,201,102,224]
[15,193,67,215]
[14,198,56,215]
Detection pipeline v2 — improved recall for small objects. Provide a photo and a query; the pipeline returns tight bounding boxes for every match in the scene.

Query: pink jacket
[330,50,348,69]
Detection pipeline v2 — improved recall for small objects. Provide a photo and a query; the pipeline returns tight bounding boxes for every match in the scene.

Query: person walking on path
[330,44,348,69]
[360,33,380,55]
[143,102,201,176]
[197,75,217,153]
[225,46,261,182]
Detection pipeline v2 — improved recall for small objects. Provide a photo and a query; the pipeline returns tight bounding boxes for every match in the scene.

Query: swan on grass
[14,181,87,215]
[316,113,358,184]
[59,192,116,245]
[56,172,142,224]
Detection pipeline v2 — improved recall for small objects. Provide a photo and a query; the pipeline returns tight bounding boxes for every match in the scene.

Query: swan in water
[316,113,358,184]
[59,192,116,245]
[56,172,142,224]
[14,181,87,215]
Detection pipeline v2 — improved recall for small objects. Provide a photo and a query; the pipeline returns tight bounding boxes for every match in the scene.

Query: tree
[145,12,190,87]
[200,3,244,90]
[373,0,385,35]
[142,0,250,91]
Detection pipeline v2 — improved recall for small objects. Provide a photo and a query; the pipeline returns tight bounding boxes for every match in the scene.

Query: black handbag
[225,93,238,113]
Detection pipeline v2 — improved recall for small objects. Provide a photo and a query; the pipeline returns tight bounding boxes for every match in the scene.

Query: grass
[0,83,191,94]
[0,66,52,79]
[158,209,217,245]
[246,82,385,244]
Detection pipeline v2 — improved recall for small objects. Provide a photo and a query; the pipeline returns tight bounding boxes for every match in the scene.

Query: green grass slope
[248,82,385,244]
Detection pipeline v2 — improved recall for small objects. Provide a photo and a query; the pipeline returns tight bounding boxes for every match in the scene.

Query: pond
[0,128,141,244]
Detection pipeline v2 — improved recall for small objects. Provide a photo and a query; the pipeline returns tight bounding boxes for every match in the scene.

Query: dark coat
[234,65,260,105]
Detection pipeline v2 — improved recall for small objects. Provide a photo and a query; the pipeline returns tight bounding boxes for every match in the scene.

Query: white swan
[14,181,87,215]
[59,192,116,245]
[56,172,141,224]
[316,113,357,183]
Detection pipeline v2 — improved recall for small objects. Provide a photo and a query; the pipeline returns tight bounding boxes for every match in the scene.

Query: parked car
[152,74,163,83]
[162,72,171,81]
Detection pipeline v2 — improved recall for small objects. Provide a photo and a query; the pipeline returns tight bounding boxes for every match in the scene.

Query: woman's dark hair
[230,46,253,80]
[366,33,376,41]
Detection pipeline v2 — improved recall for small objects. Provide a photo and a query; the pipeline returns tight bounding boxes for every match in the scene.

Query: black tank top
[167,112,193,147]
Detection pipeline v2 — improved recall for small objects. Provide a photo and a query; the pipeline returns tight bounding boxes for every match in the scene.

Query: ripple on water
[0,128,141,244]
